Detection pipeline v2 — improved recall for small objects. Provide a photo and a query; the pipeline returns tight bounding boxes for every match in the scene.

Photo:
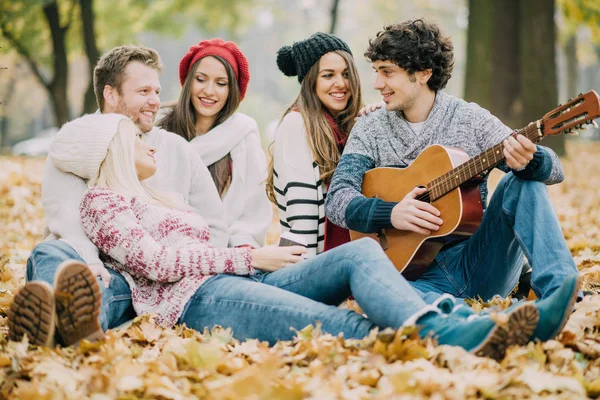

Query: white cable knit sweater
[189,113,272,248]
[43,125,229,266]
[80,187,253,326]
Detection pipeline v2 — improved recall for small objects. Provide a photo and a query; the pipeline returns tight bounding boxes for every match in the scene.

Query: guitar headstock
[542,90,600,136]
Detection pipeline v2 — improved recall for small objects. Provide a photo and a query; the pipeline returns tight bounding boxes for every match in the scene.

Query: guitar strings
[412,124,538,204]
[411,97,594,204]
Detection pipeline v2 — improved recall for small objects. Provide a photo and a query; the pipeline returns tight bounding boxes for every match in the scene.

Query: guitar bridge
[377,229,389,250]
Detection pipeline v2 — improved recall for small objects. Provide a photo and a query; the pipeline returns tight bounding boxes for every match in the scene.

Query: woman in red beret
[158,39,271,249]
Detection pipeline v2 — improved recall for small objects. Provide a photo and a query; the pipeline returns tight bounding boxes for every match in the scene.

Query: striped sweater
[272,112,327,256]
[80,187,253,327]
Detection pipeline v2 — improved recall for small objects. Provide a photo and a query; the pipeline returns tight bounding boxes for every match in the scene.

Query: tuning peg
[565,127,577,135]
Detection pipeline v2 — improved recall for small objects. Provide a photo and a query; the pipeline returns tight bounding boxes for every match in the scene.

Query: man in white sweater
[26,45,229,342]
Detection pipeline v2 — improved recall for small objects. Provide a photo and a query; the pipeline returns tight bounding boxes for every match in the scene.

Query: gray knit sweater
[326,91,564,232]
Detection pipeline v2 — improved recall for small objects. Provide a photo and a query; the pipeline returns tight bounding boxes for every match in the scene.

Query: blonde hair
[88,119,190,211]
[266,50,362,203]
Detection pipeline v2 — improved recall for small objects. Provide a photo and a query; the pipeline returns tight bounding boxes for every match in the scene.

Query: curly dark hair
[365,19,454,92]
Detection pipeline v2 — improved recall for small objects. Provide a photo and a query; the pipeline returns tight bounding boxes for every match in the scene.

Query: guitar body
[350,145,484,280]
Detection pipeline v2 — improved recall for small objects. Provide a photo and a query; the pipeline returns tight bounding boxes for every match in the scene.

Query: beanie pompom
[276,45,297,77]
[277,33,352,83]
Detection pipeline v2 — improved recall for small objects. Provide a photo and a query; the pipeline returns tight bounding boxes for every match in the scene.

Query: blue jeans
[178,238,433,344]
[26,240,135,331]
[411,173,578,300]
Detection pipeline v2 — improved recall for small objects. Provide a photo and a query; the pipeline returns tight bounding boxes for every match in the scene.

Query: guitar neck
[427,121,543,201]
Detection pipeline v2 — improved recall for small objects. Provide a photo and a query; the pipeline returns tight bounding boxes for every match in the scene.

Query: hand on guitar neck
[503,133,537,170]
[391,186,443,235]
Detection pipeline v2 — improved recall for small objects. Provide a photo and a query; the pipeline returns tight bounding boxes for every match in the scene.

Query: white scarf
[191,113,254,166]
[188,112,271,248]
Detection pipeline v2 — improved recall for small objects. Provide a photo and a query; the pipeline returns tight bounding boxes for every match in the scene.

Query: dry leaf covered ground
[2,141,600,399]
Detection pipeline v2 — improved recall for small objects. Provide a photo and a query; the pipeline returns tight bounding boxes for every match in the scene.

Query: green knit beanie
[276,32,353,83]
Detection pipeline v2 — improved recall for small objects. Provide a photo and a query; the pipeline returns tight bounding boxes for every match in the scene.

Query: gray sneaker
[420,302,539,360]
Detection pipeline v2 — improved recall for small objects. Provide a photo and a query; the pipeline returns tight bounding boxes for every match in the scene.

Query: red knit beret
[178,38,250,101]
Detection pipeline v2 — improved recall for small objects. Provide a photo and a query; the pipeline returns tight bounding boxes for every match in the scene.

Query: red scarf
[323,111,348,150]
[323,112,351,252]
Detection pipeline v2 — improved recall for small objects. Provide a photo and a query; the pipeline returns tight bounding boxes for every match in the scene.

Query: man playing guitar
[325,19,582,342]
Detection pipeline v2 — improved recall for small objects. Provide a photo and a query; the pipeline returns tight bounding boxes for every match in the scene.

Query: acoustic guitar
[350,90,600,280]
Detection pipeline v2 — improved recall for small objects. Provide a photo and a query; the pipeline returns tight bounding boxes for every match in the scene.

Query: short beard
[115,98,154,133]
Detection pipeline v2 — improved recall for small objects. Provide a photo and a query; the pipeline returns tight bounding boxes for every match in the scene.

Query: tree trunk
[43,1,69,126]
[0,71,17,149]
[519,0,563,155]
[465,0,495,111]
[564,34,577,99]
[465,0,521,128]
[0,118,7,151]
[465,0,564,155]
[80,0,100,114]
[329,0,340,34]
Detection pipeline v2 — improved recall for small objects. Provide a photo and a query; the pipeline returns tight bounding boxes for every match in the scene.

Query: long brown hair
[158,55,241,195]
[266,50,362,203]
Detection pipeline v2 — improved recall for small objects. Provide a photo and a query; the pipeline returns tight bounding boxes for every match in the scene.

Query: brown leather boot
[54,260,104,346]
[8,281,56,347]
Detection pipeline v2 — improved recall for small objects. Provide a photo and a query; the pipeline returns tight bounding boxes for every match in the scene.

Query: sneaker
[577,290,594,303]
[7,281,56,347]
[420,302,539,360]
[531,274,581,342]
[54,260,103,346]
[440,298,536,348]
[514,261,533,300]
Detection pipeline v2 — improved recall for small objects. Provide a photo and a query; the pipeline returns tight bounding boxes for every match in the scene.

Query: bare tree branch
[63,0,78,31]
[80,0,101,113]
[0,23,50,89]
[42,1,70,125]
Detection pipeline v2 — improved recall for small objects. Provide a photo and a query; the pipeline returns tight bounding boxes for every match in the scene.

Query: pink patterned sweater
[80,187,254,326]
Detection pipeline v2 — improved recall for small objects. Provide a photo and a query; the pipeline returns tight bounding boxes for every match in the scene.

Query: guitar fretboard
[427,122,543,201]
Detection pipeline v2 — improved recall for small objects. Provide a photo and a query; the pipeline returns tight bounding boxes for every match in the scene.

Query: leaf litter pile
[2,142,600,399]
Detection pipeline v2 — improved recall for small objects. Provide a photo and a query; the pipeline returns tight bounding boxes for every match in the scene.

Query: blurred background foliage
[0,0,598,155]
